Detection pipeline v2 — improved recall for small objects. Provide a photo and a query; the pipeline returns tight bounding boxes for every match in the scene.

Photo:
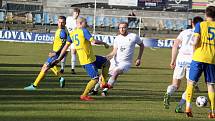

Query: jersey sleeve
[66,33,72,46]
[113,36,118,48]
[194,22,201,37]
[176,31,184,41]
[82,28,94,42]
[135,35,143,44]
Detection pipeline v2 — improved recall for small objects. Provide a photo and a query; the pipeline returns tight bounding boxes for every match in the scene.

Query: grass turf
[0,41,209,121]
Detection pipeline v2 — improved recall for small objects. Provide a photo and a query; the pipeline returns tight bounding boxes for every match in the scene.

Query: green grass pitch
[0,41,209,121]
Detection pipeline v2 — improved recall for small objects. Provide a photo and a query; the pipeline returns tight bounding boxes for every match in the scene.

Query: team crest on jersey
[120,46,126,52]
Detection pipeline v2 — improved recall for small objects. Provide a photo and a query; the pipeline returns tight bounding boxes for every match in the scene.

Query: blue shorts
[189,60,215,84]
[45,54,59,68]
[82,55,108,79]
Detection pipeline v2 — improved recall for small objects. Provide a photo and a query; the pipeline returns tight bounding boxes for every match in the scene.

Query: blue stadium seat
[34,14,42,24]
[43,12,50,24]
[120,17,128,23]
[95,16,103,27]
[111,17,119,29]
[52,15,58,25]
[164,19,174,30]
[86,15,93,27]
[103,17,110,27]
[0,12,4,22]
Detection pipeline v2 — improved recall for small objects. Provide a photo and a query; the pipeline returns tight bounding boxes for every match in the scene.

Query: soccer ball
[196,96,208,107]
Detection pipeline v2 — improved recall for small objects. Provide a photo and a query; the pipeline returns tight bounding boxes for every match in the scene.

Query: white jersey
[113,33,142,64]
[177,29,194,57]
[173,29,194,80]
[66,16,77,33]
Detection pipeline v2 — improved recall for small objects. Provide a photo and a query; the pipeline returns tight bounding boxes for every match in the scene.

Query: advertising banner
[138,0,166,9]
[108,0,138,7]
[166,0,191,10]
[0,30,175,48]
[192,0,208,10]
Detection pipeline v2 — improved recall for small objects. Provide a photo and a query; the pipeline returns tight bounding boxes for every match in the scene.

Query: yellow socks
[185,83,194,111]
[33,71,45,86]
[209,92,215,113]
[100,64,109,85]
[82,79,97,96]
[50,66,61,77]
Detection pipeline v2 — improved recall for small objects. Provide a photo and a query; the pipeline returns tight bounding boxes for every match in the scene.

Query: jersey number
[72,34,80,46]
[208,27,215,40]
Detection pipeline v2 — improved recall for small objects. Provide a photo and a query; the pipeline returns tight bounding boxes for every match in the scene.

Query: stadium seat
[110,17,119,29]
[103,16,110,31]
[164,19,174,30]
[86,15,93,27]
[95,16,103,27]
[43,12,50,24]
[25,12,33,24]
[6,12,13,24]
[0,12,5,22]
[120,17,128,23]
[34,14,42,24]
[52,15,58,25]
[103,17,110,27]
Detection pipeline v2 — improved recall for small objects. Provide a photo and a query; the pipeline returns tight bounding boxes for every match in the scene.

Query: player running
[163,16,203,111]
[24,16,70,90]
[60,8,80,74]
[185,6,215,118]
[90,22,144,96]
[53,17,110,101]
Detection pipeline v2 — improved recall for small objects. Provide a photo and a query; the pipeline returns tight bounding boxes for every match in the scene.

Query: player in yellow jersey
[53,17,110,101]
[24,16,71,90]
[185,6,215,118]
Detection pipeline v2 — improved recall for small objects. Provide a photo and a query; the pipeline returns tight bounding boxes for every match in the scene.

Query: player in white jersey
[163,16,203,112]
[90,22,144,96]
[60,8,80,74]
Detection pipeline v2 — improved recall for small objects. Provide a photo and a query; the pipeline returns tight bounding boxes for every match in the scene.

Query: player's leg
[50,66,65,88]
[24,63,50,90]
[164,65,184,109]
[175,91,186,113]
[175,63,192,112]
[80,63,99,101]
[208,84,215,118]
[205,64,215,118]
[101,68,123,96]
[99,58,110,88]
[60,51,68,73]
[70,44,76,74]
[185,61,202,117]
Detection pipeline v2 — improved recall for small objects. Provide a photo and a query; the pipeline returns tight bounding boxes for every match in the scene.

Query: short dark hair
[118,22,128,28]
[193,16,203,26]
[58,16,66,21]
[206,6,215,19]
[73,8,80,13]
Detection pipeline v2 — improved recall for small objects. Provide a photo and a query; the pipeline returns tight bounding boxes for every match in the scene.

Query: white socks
[71,53,76,69]
[167,85,177,96]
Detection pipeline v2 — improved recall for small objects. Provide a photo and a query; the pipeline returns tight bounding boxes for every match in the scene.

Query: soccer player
[90,22,144,96]
[53,17,110,101]
[24,16,70,90]
[185,6,215,118]
[60,8,80,74]
[163,16,203,111]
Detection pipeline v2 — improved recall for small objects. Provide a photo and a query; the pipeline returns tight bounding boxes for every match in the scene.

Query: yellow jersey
[193,20,215,64]
[53,28,70,54]
[67,28,96,65]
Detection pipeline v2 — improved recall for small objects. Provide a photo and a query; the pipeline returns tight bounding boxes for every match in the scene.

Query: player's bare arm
[192,36,200,51]
[170,39,181,69]
[91,39,109,49]
[135,43,144,66]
